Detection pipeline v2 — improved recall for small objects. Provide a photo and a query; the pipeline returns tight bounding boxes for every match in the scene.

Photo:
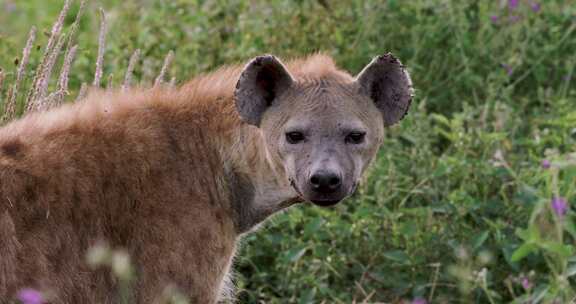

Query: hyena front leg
[132,218,235,304]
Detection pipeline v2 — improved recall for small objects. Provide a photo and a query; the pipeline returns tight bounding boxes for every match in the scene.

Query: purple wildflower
[412,298,427,304]
[521,277,532,290]
[551,196,568,217]
[490,15,499,24]
[541,159,551,169]
[502,64,513,76]
[508,0,520,10]
[530,2,541,12]
[17,288,44,304]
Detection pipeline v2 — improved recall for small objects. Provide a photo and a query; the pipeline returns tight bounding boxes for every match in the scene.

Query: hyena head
[234,54,413,207]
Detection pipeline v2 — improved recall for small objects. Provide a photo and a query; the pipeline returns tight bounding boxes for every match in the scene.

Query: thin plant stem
[154,50,174,87]
[93,8,107,87]
[4,26,36,121]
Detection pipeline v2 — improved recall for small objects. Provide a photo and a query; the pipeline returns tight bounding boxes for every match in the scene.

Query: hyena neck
[222,125,302,234]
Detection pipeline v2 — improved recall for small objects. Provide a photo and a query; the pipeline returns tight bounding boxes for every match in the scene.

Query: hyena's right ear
[234,55,294,126]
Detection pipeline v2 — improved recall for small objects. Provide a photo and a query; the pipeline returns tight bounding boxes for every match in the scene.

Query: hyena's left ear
[234,55,295,126]
[355,53,414,127]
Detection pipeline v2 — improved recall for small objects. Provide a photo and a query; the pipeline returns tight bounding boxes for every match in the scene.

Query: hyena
[0,53,413,303]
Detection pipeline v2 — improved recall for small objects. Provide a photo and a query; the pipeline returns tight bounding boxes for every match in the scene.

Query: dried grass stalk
[46,0,86,107]
[4,26,37,122]
[43,0,71,59]
[25,0,71,108]
[35,91,62,112]
[154,50,174,87]
[55,44,78,105]
[47,0,86,107]
[33,32,68,108]
[0,70,5,107]
[106,74,114,90]
[93,8,107,87]
[122,49,140,90]
[169,76,176,88]
[76,82,88,102]
[45,0,86,103]
[65,0,86,52]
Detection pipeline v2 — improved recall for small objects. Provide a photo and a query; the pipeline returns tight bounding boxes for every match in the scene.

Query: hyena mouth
[311,182,360,207]
[310,199,341,207]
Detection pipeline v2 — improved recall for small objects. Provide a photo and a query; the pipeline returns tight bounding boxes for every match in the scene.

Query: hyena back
[0,53,413,303]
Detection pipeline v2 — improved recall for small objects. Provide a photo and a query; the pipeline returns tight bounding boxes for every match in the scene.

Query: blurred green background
[1,0,575,303]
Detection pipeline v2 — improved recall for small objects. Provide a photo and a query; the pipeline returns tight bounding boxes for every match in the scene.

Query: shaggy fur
[0,53,412,303]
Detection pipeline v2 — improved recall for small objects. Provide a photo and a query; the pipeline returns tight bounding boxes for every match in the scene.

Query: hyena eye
[286,131,305,144]
[345,132,366,144]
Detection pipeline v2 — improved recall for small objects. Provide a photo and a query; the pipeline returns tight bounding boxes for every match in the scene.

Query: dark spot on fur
[214,210,225,226]
[198,228,212,243]
[72,189,82,206]
[24,185,37,202]
[226,169,256,234]
[2,140,24,158]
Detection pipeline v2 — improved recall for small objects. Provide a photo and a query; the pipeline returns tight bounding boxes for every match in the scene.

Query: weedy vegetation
[0,0,575,303]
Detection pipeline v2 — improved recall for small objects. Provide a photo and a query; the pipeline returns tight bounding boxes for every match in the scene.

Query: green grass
[1,0,575,303]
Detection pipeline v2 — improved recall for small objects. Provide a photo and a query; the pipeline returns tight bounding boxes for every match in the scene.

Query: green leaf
[303,217,324,237]
[383,250,411,265]
[431,113,451,126]
[564,217,576,239]
[502,244,520,270]
[541,242,574,258]
[531,284,550,303]
[566,264,576,277]
[399,221,418,238]
[298,288,316,304]
[511,243,538,262]
[515,228,529,241]
[472,230,490,251]
[515,226,540,242]
[284,246,308,263]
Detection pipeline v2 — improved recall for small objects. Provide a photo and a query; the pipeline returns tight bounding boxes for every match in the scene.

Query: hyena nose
[309,171,342,193]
